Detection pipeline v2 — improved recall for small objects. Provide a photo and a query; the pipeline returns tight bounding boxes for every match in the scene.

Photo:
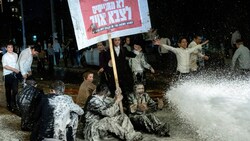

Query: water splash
[166,73,250,141]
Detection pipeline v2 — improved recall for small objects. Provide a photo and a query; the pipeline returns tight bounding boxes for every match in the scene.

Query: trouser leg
[98,114,141,140]
[11,78,18,108]
[4,75,12,108]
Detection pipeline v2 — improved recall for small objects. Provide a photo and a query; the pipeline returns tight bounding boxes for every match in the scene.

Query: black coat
[30,94,83,141]
[106,46,136,96]
[16,85,44,131]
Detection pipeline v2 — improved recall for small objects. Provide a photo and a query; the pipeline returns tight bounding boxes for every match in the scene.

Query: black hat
[133,39,143,47]
[236,39,243,43]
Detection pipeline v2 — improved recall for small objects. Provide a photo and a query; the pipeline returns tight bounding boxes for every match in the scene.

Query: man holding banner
[106,37,136,98]
[68,0,151,103]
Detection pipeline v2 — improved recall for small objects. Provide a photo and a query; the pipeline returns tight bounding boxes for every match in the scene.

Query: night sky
[148,0,250,41]
[4,0,249,45]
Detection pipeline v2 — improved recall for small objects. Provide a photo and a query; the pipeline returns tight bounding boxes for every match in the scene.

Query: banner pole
[108,34,124,114]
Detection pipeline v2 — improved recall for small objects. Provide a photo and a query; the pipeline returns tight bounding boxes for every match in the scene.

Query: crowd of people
[1,27,250,140]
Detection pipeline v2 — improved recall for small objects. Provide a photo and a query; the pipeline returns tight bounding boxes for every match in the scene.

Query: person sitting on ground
[83,84,143,141]
[129,41,155,85]
[16,77,44,131]
[76,71,96,108]
[31,80,84,141]
[128,83,170,137]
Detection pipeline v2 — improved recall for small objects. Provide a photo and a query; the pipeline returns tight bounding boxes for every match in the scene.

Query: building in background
[0,0,22,44]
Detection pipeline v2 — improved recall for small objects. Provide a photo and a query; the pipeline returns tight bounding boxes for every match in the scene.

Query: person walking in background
[2,43,20,112]
[53,38,62,66]
[47,42,54,71]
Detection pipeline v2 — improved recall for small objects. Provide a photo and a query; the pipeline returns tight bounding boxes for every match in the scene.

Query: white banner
[67,0,151,50]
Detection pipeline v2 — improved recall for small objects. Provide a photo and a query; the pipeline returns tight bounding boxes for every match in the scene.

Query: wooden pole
[108,34,124,114]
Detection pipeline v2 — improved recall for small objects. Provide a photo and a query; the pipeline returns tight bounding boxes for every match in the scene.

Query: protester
[123,36,132,52]
[129,42,155,85]
[83,84,143,141]
[17,45,40,83]
[188,35,209,72]
[76,71,96,108]
[231,39,250,74]
[16,78,44,131]
[154,37,209,79]
[2,43,20,111]
[128,83,170,137]
[31,80,83,141]
[97,41,109,85]
[106,37,136,97]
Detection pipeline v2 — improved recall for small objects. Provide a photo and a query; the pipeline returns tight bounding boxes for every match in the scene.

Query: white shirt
[108,46,120,67]
[232,44,250,69]
[158,38,171,54]
[114,46,120,56]
[161,44,202,73]
[129,51,151,73]
[53,42,61,53]
[2,52,18,76]
[17,47,33,75]
[188,41,204,71]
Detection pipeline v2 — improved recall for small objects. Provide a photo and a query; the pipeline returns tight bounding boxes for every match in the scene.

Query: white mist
[166,75,250,141]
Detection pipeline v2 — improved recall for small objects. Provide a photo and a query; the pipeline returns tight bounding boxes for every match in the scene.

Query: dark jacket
[106,46,136,95]
[31,93,84,141]
[16,85,44,131]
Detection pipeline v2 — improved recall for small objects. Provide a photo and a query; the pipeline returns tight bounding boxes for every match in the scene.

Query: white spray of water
[166,75,250,141]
